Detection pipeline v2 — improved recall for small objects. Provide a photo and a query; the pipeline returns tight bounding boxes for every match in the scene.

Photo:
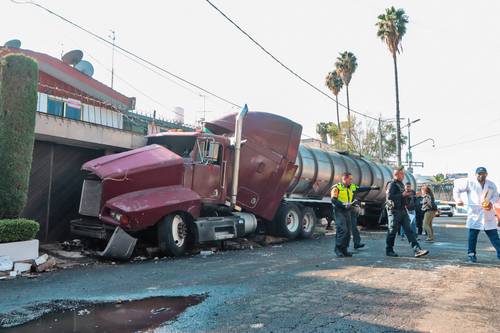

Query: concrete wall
[35,112,147,151]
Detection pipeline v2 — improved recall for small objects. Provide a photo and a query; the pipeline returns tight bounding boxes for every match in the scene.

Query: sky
[2,0,500,183]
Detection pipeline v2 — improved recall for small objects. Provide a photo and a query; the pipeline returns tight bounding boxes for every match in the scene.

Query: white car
[436,204,454,217]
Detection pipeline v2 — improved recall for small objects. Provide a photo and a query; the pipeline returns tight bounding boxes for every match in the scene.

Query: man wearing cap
[331,172,379,257]
[453,167,500,263]
[385,167,429,258]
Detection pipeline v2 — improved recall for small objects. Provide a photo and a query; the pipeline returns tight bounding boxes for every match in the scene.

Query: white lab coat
[453,178,499,230]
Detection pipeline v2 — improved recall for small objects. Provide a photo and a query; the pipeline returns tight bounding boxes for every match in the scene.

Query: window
[65,106,81,120]
[196,139,221,164]
[47,98,64,116]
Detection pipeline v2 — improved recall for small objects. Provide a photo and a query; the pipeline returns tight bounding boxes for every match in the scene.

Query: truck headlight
[110,211,122,222]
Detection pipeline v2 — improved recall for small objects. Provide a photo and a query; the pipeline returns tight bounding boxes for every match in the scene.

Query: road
[1,216,500,333]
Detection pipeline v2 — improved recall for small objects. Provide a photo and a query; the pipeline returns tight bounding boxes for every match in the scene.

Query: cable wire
[11,0,242,109]
[204,0,379,121]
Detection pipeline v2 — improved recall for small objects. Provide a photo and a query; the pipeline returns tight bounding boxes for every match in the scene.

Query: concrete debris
[260,235,288,246]
[0,256,13,272]
[35,254,49,266]
[9,271,17,278]
[200,250,214,256]
[14,262,32,274]
[35,257,56,273]
[61,239,83,251]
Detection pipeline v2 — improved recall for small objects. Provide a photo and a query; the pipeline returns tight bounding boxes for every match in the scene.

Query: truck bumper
[70,218,114,240]
[70,218,137,260]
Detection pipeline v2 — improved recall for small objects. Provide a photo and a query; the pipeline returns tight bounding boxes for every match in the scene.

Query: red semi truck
[71,108,415,258]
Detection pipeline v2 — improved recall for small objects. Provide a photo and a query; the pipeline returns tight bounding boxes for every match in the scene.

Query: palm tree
[325,71,344,146]
[376,6,409,167]
[316,122,329,143]
[335,51,358,142]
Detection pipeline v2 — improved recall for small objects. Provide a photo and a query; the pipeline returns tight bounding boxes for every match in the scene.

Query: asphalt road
[1,216,500,333]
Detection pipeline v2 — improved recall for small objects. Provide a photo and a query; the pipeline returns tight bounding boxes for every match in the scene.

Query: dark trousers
[351,208,361,247]
[386,209,420,252]
[334,208,352,251]
[468,228,500,258]
[416,211,424,235]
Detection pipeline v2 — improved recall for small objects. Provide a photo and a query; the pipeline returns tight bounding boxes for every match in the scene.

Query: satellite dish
[4,39,21,49]
[62,49,83,66]
[75,60,94,77]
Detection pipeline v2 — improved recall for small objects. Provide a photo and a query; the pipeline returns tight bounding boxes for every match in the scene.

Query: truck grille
[79,179,102,217]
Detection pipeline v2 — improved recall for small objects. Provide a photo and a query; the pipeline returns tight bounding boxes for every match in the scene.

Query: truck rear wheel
[158,213,190,257]
[300,207,317,239]
[273,202,302,239]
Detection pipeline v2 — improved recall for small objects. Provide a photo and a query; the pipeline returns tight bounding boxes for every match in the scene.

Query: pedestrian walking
[421,185,437,242]
[385,167,429,258]
[453,167,500,263]
[400,182,418,239]
[331,172,378,257]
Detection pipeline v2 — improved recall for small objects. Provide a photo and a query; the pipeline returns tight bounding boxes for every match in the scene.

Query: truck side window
[195,140,221,165]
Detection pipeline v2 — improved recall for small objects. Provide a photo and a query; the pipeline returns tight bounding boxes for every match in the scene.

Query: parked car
[436,203,454,217]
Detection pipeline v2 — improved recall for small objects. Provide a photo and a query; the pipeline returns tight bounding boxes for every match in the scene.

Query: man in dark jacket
[385,167,429,258]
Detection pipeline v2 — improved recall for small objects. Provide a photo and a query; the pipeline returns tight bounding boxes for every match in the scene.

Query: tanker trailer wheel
[158,213,190,257]
[300,207,317,239]
[273,203,303,239]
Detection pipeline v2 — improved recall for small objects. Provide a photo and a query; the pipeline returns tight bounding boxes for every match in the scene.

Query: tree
[325,71,344,146]
[334,116,406,160]
[376,6,409,167]
[316,122,329,143]
[335,51,358,141]
[432,173,446,183]
[326,122,340,146]
[0,55,39,218]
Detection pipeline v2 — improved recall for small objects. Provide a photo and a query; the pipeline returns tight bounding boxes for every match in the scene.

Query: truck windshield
[147,136,196,158]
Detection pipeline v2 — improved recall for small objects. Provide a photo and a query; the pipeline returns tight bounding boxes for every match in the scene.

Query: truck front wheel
[273,203,303,239]
[158,213,190,257]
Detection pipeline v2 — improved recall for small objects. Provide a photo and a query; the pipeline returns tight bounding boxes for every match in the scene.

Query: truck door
[192,138,225,203]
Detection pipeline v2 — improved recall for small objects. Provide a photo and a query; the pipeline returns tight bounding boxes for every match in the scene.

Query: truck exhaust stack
[230,104,248,208]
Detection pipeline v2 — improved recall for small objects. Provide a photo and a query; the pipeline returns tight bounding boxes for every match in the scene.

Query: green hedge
[0,54,39,219]
[0,219,39,243]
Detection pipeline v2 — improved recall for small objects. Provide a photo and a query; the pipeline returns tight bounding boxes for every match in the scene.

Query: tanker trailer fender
[103,185,201,232]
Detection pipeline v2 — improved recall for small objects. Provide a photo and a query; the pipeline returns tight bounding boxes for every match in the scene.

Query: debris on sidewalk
[14,262,32,274]
[0,256,13,272]
[200,250,214,256]
[35,257,57,273]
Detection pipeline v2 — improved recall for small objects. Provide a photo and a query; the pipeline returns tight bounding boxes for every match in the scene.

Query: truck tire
[158,213,190,257]
[273,203,303,239]
[300,207,317,239]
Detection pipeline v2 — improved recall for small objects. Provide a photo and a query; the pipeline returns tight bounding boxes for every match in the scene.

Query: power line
[436,132,500,150]
[11,0,242,109]
[204,0,379,122]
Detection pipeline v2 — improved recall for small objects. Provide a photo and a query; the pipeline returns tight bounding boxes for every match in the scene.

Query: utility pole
[407,118,412,173]
[110,30,116,89]
[378,117,384,162]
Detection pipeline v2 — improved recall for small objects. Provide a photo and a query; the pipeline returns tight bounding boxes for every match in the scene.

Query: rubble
[0,256,13,271]
[35,257,56,273]
[14,262,32,274]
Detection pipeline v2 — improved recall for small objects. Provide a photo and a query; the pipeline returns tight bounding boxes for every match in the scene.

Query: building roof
[0,47,135,111]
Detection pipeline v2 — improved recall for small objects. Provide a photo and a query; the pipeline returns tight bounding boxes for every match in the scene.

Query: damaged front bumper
[70,218,137,260]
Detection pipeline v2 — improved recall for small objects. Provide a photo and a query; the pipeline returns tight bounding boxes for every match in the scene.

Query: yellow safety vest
[334,183,358,204]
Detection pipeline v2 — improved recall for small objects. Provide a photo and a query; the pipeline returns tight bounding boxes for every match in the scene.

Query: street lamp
[404,118,421,173]
[407,137,435,173]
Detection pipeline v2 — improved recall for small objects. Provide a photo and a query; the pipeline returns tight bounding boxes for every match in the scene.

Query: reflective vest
[335,183,358,204]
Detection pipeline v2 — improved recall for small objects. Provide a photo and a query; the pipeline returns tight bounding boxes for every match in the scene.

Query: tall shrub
[0,54,39,218]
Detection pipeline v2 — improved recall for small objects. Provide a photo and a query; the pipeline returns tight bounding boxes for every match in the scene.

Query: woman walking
[421,185,437,241]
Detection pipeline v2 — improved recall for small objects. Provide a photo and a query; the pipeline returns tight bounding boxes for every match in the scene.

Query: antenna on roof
[4,39,21,49]
[75,60,94,77]
[62,49,83,66]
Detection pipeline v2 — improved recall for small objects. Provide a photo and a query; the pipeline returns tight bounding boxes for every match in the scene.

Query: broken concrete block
[0,256,13,271]
[9,271,17,278]
[261,235,288,246]
[0,239,39,262]
[35,257,56,273]
[14,262,32,274]
[200,250,214,256]
[35,254,49,266]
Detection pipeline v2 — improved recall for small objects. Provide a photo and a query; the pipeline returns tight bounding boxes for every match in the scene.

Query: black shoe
[343,251,353,257]
[354,243,365,249]
[386,250,398,257]
[335,248,345,257]
[414,248,429,258]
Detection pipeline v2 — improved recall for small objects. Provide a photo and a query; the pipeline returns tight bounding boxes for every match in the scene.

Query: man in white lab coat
[453,167,500,263]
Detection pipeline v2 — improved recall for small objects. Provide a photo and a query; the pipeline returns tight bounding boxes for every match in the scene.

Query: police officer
[385,167,429,258]
[331,172,378,257]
